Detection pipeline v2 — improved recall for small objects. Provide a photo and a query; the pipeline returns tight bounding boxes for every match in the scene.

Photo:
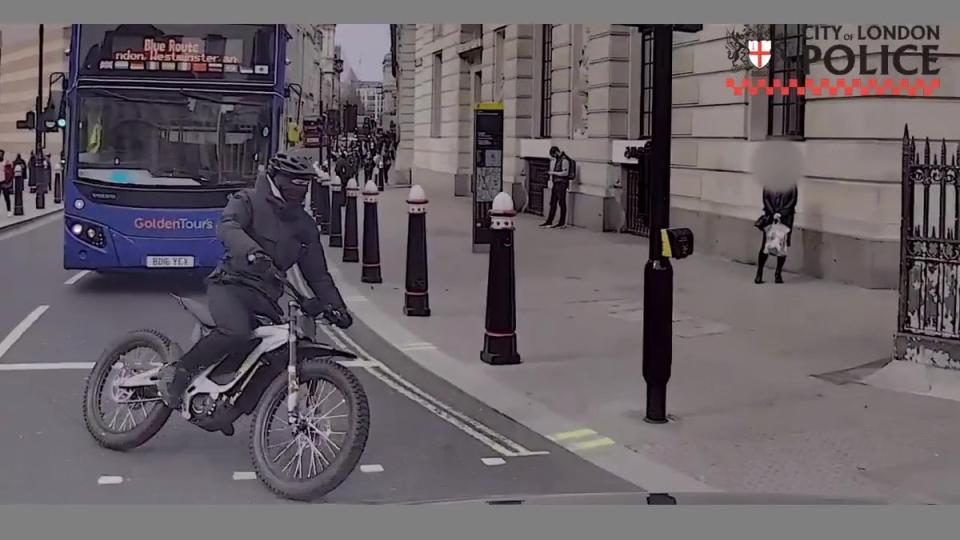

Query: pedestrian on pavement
[754,183,798,284]
[28,151,38,193]
[540,146,574,229]
[1,150,14,216]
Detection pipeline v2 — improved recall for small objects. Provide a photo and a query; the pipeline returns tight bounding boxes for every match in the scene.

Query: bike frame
[117,284,352,423]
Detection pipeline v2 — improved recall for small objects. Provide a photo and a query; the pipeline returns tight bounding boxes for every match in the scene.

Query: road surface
[0,214,639,503]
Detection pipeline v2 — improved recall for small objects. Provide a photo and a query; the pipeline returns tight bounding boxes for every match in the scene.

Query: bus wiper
[152,167,208,182]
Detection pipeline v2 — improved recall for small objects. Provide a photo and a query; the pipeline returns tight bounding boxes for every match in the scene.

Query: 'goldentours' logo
[724,24,942,97]
[134,217,215,230]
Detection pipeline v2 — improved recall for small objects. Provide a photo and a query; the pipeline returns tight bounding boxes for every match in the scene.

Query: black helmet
[266,152,314,180]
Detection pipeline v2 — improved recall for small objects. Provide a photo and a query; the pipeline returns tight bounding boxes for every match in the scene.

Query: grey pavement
[0,199,62,231]
[0,213,637,503]
[317,171,960,504]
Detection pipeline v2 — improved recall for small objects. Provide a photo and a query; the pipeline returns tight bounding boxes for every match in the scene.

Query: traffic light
[16,111,36,130]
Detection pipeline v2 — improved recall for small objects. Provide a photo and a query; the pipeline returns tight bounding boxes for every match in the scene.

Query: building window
[768,24,806,138]
[433,24,443,41]
[431,51,443,137]
[540,24,553,138]
[628,27,653,139]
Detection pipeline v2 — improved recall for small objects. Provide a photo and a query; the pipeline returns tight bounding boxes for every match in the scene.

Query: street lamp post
[627,24,701,425]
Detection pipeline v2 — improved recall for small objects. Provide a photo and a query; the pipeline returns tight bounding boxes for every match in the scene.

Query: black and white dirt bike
[81,278,370,502]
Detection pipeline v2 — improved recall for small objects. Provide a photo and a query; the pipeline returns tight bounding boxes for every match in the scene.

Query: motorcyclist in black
[159,152,353,411]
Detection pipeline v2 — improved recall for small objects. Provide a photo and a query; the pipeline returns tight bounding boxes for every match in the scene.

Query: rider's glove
[323,307,354,329]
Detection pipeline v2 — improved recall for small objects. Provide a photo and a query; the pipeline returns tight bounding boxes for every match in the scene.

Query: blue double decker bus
[63,24,288,271]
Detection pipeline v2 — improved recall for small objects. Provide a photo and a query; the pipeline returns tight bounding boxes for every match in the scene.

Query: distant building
[381,52,397,130]
[284,24,337,124]
[393,24,960,288]
[357,81,383,126]
[0,25,70,159]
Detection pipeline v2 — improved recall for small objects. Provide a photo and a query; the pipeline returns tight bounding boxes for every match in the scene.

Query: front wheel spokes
[99,348,163,433]
[263,376,350,480]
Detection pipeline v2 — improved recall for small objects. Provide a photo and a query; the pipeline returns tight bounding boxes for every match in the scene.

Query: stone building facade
[396,24,960,288]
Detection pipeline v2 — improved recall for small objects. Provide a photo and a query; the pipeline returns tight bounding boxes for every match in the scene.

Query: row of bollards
[314,161,517,367]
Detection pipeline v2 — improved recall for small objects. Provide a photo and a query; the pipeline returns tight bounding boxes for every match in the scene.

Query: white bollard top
[363,180,379,195]
[346,178,359,191]
[330,176,342,189]
[491,191,516,214]
[407,184,427,203]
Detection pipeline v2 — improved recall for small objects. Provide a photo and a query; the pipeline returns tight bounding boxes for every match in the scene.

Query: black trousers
[545,180,569,226]
[177,284,280,376]
[1,186,11,211]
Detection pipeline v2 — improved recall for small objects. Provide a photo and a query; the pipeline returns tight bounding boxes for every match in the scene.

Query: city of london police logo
[724,24,942,97]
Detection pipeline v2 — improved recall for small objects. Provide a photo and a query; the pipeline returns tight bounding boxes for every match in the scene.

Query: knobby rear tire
[249,357,370,502]
[82,329,181,451]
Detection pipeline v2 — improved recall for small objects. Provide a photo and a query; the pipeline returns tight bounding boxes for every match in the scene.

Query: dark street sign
[472,102,504,251]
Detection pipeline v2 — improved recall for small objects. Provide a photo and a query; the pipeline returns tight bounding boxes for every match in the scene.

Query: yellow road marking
[548,428,597,442]
[569,438,616,452]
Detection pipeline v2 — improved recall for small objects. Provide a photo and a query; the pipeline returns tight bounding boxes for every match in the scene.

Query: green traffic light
[57,118,66,128]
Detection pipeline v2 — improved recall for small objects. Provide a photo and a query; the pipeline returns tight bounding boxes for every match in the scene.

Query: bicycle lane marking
[322,326,550,458]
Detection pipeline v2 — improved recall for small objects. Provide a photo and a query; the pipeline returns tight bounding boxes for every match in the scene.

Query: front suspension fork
[287,300,301,429]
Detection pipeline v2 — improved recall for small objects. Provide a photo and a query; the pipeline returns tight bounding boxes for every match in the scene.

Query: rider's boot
[158,365,192,411]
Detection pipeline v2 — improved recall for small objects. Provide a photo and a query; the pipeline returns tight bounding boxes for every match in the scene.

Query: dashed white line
[64,270,91,286]
[0,305,49,361]
[481,457,506,466]
[359,464,384,473]
[0,362,94,371]
[232,471,257,481]
[97,476,124,485]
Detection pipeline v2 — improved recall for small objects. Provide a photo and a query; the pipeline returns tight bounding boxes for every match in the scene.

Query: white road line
[232,471,257,481]
[399,342,438,351]
[481,457,506,466]
[0,362,94,371]
[64,270,91,286]
[359,464,384,473]
[343,296,369,303]
[0,305,50,361]
[323,326,548,458]
[97,476,124,485]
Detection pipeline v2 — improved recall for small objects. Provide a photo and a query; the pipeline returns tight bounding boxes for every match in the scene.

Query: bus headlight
[74,199,85,210]
[68,220,106,249]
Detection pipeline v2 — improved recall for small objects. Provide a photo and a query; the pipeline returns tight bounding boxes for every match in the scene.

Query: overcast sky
[335,24,390,82]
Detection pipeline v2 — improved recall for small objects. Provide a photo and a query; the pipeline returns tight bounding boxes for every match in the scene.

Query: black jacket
[762,185,798,230]
[208,175,347,311]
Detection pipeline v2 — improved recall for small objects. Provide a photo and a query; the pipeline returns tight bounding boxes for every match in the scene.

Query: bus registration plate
[146,256,195,268]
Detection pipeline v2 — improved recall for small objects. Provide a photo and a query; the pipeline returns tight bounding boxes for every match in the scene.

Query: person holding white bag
[754,184,798,284]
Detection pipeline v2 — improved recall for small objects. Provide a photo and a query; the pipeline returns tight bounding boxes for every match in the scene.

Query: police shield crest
[748,40,772,69]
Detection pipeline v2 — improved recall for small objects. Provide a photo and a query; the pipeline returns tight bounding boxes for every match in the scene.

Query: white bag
[764,213,790,257]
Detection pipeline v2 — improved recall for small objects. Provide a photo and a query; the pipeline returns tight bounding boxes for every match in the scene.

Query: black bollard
[481,192,521,365]
[329,176,344,248]
[404,185,430,317]
[53,171,62,205]
[13,165,25,216]
[316,164,331,236]
[361,180,382,283]
[376,164,385,192]
[342,178,360,263]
